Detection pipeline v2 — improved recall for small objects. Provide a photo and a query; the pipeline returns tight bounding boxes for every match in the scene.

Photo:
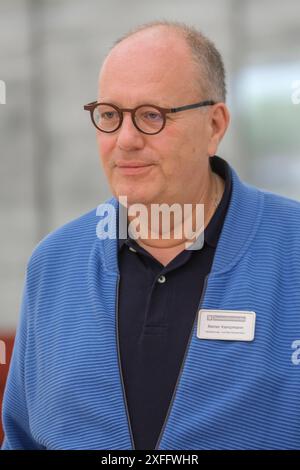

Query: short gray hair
[108,20,227,103]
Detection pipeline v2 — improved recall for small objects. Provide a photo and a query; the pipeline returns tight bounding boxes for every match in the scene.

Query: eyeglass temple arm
[169,100,216,113]
[84,101,98,110]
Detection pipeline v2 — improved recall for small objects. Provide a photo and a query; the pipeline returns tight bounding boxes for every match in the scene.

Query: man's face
[96,29,213,207]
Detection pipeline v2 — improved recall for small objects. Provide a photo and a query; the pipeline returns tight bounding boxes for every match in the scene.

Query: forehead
[98,30,198,105]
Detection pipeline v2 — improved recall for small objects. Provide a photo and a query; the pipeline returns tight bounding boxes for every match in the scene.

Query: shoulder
[254,188,300,255]
[260,189,300,228]
[26,197,117,275]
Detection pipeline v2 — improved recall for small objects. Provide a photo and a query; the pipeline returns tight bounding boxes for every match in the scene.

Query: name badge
[197,309,256,341]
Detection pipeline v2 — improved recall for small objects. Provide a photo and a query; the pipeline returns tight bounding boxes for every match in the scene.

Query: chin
[114,189,153,207]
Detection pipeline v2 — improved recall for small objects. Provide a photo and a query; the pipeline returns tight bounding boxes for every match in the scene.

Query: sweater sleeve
[1,268,43,450]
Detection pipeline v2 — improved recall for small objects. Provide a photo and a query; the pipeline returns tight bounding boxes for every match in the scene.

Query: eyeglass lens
[93,104,165,133]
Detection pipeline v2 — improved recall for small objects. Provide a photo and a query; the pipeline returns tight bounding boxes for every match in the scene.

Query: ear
[207,103,230,156]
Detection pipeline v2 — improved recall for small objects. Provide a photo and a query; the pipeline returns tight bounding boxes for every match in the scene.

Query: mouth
[115,162,155,176]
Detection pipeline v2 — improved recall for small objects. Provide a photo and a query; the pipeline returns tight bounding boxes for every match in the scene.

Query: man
[2,21,300,450]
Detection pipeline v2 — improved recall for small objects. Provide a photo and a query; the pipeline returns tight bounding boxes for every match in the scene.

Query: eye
[101,111,117,120]
[143,111,163,122]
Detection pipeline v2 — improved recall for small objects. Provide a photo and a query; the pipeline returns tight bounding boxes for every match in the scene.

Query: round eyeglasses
[83,100,216,135]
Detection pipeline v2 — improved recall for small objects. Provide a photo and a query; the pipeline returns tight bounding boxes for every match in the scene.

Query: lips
[115,161,155,175]
[116,161,154,168]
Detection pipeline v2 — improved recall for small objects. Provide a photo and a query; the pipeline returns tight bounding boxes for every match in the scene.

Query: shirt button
[129,246,137,253]
[157,275,166,284]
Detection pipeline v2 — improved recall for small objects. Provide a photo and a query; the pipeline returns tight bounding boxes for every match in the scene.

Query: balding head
[99,25,200,106]
[100,21,226,103]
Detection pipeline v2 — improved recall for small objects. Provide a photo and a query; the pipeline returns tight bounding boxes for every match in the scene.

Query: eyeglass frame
[83,99,216,135]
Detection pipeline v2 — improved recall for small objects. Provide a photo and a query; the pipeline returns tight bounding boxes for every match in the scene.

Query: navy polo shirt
[117,155,232,450]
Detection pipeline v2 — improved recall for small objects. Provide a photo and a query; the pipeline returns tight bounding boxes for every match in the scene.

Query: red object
[0,334,15,446]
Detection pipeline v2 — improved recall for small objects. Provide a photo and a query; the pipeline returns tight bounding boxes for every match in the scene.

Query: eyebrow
[98,98,173,108]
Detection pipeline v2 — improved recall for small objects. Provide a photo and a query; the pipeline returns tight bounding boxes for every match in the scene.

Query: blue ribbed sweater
[2,162,300,450]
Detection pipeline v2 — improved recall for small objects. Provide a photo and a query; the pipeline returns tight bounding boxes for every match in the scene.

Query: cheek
[159,137,190,178]
[161,130,203,182]
[154,128,185,172]
[96,132,113,155]
[96,133,115,170]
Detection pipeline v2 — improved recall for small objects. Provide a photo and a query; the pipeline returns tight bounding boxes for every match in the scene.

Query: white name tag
[197,309,256,342]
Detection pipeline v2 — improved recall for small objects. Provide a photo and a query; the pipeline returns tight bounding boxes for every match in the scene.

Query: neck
[127,170,225,252]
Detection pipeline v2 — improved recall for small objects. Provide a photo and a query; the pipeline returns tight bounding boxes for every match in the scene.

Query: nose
[116,111,144,151]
